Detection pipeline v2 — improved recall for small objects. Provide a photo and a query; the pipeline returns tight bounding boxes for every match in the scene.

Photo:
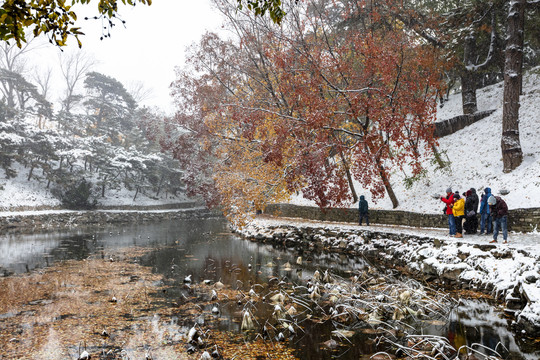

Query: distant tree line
[0,43,184,208]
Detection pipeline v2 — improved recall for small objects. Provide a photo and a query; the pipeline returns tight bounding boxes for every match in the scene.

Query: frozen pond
[0,217,538,359]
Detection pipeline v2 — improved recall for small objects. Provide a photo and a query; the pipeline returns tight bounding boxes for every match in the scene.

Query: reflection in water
[450,300,538,359]
[0,217,537,359]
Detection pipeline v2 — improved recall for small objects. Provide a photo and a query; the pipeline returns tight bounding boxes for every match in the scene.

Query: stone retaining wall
[435,109,496,137]
[0,208,219,234]
[1,202,204,212]
[264,203,540,232]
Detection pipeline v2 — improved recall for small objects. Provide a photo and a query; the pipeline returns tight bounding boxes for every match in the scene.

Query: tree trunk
[338,149,358,203]
[376,159,399,208]
[133,185,139,201]
[66,158,73,172]
[430,144,447,169]
[155,173,165,197]
[502,0,525,173]
[27,162,34,181]
[461,33,478,115]
[101,176,108,197]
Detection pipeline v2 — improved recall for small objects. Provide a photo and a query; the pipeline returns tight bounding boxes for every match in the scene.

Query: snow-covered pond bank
[0,207,218,234]
[236,216,540,337]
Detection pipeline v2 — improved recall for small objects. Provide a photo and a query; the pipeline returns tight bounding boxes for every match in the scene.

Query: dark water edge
[0,217,538,359]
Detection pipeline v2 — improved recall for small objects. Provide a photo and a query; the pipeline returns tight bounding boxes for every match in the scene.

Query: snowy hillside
[292,68,540,213]
[0,163,188,210]
[0,167,61,209]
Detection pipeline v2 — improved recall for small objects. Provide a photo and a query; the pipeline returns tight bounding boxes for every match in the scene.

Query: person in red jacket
[441,187,456,236]
[488,195,509,244]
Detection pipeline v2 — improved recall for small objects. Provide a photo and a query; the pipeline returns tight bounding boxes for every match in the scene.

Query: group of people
[441,187,509,243]
[357,187,509,244]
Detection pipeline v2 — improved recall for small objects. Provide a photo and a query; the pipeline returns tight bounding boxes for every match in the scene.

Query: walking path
[252,215,540,258]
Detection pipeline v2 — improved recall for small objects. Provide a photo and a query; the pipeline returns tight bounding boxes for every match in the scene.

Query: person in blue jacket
[358,195,369,226]
[478,187,492,235]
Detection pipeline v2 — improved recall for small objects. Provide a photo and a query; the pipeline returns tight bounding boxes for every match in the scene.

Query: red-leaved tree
[163,0,444,224]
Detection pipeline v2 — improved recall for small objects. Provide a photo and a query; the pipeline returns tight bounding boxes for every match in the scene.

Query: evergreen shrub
[54,178,98,210]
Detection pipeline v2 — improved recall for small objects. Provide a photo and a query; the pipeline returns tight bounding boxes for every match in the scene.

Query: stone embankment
[265,203,540,233]
[0,205,219,234]
[237,221,540,335]
[434,109,496,137]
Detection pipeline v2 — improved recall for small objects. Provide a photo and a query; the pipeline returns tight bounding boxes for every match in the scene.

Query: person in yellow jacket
[452,193,465,238]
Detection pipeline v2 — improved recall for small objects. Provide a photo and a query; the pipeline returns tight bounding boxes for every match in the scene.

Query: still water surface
[0,217,537,359]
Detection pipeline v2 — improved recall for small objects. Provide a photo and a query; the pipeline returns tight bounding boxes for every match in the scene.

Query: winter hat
[466,190,472,197]
[446,187,452,193]
[454,193,461,200]
[488,195,496,205]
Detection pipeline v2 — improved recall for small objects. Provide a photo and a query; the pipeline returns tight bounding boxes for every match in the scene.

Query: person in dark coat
[358,195,369,226]
[488,195,509,243]
[478,187,492,235]
[463,188,479,234]
[440,187,456,236]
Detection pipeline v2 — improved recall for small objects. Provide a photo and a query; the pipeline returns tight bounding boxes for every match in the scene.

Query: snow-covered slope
[293,68,540,213]
[0,163,188,210]
[0,167,61,209]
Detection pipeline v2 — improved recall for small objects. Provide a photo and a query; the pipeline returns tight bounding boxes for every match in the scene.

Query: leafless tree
[58,50,95,114]
[31,66,54,128]
[0,40,34,107]
[33,66,54,100]
[127,80,154,104]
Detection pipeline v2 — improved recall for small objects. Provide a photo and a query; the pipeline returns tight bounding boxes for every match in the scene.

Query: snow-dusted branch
[465,10,497,72]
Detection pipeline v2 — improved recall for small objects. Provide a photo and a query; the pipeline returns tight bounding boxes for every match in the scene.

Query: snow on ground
[291,69,540,213]
[96,186,189,207]
[0,207,209,218]
[248,215,540,257]
[0,163,189,211]
[0,166,61,210]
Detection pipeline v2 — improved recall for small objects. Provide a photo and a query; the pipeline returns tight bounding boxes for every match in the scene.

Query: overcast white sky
[30,0,223,114]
